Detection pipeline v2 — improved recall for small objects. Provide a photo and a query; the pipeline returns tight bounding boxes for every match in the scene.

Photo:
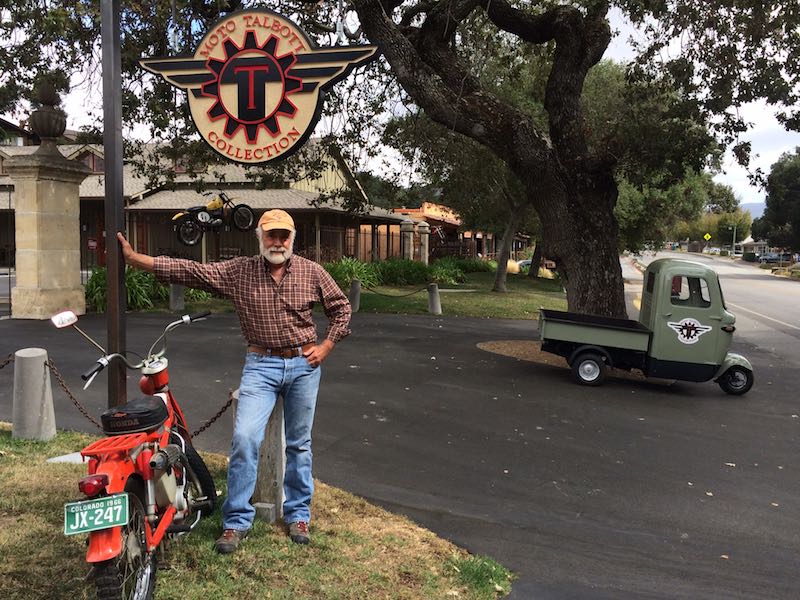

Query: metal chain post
[3,354,234,438]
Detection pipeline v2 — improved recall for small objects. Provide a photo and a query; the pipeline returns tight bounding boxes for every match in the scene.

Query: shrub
[323,257,381,289]
[84,267,203,311]
[742,252,757,262]
[719,250,729,257]
[373,258,430,286]
[429,261,466,285]
[447,257,495,273]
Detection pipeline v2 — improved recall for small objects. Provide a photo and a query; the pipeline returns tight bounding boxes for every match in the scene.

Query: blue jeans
[222,352,321,531]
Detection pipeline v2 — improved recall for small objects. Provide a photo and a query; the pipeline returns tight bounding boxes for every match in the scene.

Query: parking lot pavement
[2,311,799,598]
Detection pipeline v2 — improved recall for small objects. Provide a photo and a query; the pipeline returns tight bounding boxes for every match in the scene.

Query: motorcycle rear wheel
[94,480,157,600]
[231,204,255,231]
[182,443,217,517]
[176,215,203,246]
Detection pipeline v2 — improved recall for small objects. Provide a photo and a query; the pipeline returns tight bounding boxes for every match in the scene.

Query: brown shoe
[288,521,310,545]
[214,528,248,554]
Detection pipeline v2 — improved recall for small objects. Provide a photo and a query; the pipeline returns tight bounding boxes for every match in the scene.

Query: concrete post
[12,348,56,441]
[428,283,442,315]
[400,220,415,261]
[417,221,430,266]
[348,278,361,313]
[169,284,185,312]
[231,389,285,523]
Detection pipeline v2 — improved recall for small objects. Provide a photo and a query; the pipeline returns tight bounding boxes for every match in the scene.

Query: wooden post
[231,390,286,523]
[315,213,321,263]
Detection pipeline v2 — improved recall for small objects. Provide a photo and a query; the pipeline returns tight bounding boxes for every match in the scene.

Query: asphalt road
[2,297,799,599]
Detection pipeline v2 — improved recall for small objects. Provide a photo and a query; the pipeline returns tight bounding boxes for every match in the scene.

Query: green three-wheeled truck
[539,258,754,395]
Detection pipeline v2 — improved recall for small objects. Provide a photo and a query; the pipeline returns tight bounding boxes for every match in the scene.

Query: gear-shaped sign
[667,318,713,345]
[140,9,378,164]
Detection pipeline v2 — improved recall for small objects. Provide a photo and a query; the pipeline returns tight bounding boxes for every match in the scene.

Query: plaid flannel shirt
[153,254,351,349]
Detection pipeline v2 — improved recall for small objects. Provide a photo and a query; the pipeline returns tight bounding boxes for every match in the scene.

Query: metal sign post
[101,0,126,407]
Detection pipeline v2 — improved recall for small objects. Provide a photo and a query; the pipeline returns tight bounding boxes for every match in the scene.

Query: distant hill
[741,202,765,219]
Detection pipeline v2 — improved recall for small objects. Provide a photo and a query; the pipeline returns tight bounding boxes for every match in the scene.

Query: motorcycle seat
[100,396,168,435]
[187,206,206,213]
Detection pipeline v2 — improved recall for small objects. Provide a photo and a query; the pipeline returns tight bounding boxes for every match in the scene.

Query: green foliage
[84,266,107,313]
[323,257,381,289]
[84,267,209,311]
[449,554,513,598]
[429,258,466,285]
[755,148,800,250]
[373,258,430,286]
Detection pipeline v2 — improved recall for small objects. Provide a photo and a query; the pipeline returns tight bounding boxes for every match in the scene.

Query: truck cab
[639,259,735,381]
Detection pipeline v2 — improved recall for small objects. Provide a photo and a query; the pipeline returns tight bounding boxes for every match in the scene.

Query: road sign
[704,233,712,241]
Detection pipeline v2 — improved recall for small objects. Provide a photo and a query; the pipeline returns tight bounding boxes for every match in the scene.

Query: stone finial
[30,82,67,156]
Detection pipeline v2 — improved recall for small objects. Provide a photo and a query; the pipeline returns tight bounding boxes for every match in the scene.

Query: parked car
[759,252,794,264]
[517,259,532,269]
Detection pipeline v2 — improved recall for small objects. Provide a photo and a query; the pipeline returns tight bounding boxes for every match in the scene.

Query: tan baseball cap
[258,209,295,233]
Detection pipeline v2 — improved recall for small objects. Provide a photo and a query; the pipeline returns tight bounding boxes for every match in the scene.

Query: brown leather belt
[247,343,315,358]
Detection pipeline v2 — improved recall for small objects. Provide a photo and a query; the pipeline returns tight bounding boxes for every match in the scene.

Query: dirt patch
[477,340,674,385]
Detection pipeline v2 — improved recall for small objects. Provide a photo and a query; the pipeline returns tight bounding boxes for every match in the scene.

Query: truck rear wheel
[718,366,753,395]
[571,352,607,386]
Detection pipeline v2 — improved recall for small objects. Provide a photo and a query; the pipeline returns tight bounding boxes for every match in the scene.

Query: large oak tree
[2,0,798,315]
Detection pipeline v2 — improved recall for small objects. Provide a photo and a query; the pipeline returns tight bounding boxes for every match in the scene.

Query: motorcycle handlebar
[188,310,211,322]
[81,358,108,381]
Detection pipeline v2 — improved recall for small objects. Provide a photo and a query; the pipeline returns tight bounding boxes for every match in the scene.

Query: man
[116,208,351,553]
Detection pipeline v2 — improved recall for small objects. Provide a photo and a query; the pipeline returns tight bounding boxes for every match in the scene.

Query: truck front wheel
[718,366,754,395]
[571,352,607,386]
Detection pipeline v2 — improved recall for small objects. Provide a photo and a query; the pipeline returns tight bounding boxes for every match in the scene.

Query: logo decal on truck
[667,318,713,345]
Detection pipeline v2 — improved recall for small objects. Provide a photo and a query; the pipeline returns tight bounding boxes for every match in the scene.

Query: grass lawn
[0,423,512,600]
[358,272,567,319]
[147,271,567,320]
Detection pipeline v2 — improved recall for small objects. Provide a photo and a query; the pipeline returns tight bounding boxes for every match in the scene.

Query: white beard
[260,239,294,265]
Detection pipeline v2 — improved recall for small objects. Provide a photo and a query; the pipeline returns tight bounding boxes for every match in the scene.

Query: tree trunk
[492,210,522,292]
[528,241,543,279]
[533,179,628,318]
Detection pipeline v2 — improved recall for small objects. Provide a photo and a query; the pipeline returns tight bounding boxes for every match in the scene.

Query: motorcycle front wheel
[176,215,203,246]
[231,204,255,231]
[94,481,157,600]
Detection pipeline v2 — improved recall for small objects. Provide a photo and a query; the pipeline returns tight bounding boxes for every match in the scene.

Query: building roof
[127,187,408,223]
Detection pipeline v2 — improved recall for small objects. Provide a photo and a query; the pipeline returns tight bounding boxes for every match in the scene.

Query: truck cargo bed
[539,309,651,353]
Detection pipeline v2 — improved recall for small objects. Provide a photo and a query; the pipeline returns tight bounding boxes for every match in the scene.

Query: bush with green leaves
[429,257,466,285]
[447,257,495,273]
[373,258,431,286]
[742,252,757,262]
[323,257,381,290]
[84,267,210,311]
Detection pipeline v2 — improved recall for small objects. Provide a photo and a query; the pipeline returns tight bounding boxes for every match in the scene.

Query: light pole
[729,223,737,255]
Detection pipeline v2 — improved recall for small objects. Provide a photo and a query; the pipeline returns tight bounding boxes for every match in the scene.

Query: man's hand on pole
[117,232,155,272]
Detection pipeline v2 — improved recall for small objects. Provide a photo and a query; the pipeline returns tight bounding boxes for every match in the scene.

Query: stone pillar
[401,220,415,261]
[417,221,430,266]
[6,85,91,319]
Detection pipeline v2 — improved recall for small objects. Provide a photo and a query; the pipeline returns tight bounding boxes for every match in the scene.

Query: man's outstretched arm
[117,232,154,272]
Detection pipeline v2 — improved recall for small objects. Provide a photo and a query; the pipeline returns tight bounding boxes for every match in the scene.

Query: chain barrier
[45,359,103,430]
[362,284,429,298]
[191,389,235,438]
[2,353,232,438]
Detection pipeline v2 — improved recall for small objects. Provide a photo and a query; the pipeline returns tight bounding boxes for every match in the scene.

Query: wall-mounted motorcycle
[172,191,255,246]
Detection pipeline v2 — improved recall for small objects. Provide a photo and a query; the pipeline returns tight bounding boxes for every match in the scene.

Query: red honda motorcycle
[52,310,217,600]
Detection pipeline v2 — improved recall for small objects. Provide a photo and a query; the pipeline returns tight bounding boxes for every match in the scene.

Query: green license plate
[64,493,129,536]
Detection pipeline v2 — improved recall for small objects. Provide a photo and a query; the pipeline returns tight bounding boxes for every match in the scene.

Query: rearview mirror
[51,310,78,328]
